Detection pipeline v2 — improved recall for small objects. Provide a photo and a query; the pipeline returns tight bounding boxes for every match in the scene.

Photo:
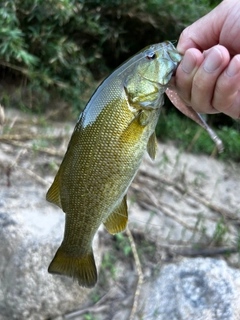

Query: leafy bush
[3,0,238,162]
[0,0,219,112]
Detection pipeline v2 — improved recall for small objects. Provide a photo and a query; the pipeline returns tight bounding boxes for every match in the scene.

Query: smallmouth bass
[46,41,223,287]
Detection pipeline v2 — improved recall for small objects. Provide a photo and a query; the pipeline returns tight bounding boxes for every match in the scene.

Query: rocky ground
[0,107,240,320]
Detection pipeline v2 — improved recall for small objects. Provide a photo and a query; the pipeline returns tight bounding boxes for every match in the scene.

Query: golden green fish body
[46,41,182,287]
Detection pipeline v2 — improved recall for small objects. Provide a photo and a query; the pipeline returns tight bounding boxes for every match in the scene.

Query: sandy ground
[0,108,240,319]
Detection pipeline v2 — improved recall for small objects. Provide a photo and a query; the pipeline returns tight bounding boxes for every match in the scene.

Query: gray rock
[143,258,240,320]
[0,179,101,320]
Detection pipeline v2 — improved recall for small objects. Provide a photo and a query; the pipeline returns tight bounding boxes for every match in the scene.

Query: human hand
[170,0,240,118]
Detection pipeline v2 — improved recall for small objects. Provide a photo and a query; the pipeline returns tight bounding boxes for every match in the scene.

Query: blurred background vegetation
[0,0,239,161]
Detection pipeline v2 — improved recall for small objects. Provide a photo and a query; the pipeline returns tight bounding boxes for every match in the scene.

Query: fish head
[123,41,182,107]
[137,41,182,86]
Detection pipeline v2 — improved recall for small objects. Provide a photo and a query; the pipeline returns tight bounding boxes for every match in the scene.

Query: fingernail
[226,55,240,77]
[203,47,222,73]
[181,50,197,74]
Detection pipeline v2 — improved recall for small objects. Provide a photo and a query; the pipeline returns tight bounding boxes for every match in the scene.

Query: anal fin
[104,195,128,234]
[46,170,62,208]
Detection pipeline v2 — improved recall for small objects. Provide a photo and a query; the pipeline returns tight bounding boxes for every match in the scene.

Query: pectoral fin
[103,195,128,234]
[138,110,149,126]
[147,132,157,160]
[46,170,62,208]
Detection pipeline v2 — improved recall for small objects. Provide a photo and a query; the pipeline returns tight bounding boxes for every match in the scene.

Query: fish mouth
[171,66,178,77]
[166,56,182,86]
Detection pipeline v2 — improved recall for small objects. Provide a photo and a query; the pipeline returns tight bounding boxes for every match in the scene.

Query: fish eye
[146,51,157,60]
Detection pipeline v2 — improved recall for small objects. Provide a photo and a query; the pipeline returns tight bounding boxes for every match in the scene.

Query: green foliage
[218,126,240,161]
[83,313,97,320]
[4,0,236,161]
[156,109,240,162]
[0,0,220,112]
[101,252,117,278]
[212,218,229,246]
[114,233,132,256]
[0,3,38,66]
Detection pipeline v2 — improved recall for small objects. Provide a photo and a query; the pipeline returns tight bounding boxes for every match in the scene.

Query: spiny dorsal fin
[103,195,128,234]
[48,246,97,288]
[46,170,62,208]
[147,132,157,160]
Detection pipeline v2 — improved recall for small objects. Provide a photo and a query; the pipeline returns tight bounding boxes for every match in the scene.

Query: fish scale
[46,42,182,287]
[46,41,222,287]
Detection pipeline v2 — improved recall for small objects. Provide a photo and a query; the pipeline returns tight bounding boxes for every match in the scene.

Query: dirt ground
[1,107,240,320]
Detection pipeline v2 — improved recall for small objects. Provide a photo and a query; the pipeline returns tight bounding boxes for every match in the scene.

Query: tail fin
[48,246,97,288]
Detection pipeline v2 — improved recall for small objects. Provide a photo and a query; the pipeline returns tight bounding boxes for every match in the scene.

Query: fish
[46,41,223,288]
